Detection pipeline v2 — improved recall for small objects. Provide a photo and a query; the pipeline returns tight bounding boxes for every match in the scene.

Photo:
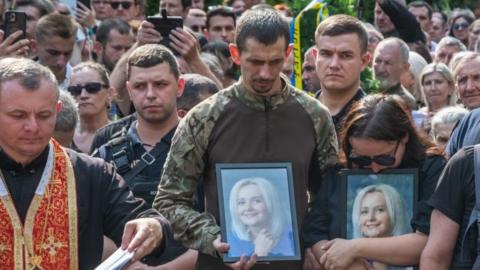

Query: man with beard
[95,18,135,72]
[302,46,321,94]
[373,37,417,109]
[154,8,338,269]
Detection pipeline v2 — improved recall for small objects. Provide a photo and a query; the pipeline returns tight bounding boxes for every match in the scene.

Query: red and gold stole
[0,139,78,269]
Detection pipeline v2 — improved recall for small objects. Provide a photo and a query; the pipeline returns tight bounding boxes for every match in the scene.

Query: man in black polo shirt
[95,44,204,269]
[314,15,370,133]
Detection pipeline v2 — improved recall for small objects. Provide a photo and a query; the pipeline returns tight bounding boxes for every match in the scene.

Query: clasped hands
[304,239,373,270]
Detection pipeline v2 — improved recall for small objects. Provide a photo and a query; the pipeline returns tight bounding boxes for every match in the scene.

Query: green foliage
[360,67,381,94]
[145,0,159,16]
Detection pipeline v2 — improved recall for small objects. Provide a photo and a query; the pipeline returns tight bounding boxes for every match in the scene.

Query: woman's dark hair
[339,94,441,168]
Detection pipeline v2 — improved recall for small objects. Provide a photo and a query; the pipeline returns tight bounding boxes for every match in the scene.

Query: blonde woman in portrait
[228,177,295,258]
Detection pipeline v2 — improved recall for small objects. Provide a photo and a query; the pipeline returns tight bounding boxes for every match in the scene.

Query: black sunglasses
[110,1,134,9]
[349,141,400,167]
[67,82,108,96]
[453,22,470,31]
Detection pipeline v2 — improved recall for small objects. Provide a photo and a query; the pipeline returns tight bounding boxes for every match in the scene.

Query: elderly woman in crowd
[415,63,458,134]
[302,94,446,270]
[68,61,113,153]
[430,106,468,149]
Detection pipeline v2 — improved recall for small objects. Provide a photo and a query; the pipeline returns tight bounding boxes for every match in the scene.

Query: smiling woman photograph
[227,177,295,258]
[352,184,409,240]
[302,94,446,270]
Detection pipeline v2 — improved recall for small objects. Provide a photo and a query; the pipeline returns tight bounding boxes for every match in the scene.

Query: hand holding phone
[146,9,183,51]
[3,11,26,43]
[0,11,29,57]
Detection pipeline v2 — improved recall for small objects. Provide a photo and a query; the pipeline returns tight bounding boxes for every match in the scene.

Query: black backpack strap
[461,144,480,259]
[104,127,132,175]
[121,139,170,183]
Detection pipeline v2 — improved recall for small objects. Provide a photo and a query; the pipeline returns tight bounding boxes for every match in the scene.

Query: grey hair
[431,106,468,138]
[0,57,59,97]
[55,91,79,132]
[378,37,410,64]
[420,62,458,107]
[407,51,428,104]
[200,52,224,82]
[451,52,480,79]
[437,36,467,52]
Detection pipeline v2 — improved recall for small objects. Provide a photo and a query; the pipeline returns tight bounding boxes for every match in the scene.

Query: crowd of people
[1,0,480,269]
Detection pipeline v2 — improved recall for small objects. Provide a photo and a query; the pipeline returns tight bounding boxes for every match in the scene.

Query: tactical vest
[100,128,170,206]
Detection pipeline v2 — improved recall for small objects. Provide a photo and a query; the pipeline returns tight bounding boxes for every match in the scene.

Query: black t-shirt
[302,154,446,248]
[315,89,365,133]
[89,114,137,154]
[428,146,477,269]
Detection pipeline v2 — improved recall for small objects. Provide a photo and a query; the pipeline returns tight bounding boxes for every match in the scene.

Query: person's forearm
[354,232,427,266]
[110,43,140,116]
[419,255,450,270]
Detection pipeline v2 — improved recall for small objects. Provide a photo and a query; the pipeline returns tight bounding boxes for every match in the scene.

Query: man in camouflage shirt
[154,8,338,270]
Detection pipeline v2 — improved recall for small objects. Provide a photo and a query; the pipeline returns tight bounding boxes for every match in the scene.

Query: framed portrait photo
[340,169,419,241]
[216,162,301,263]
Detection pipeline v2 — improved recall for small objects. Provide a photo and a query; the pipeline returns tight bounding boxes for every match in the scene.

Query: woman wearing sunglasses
[449,9,475,47]
[68,61,113,153]
[302,95,446,270]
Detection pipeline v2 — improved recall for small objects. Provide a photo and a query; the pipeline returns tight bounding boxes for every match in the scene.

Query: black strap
[122,140,170,183]
[108,129,132,175]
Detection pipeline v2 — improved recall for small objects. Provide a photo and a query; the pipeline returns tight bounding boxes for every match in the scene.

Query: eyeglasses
[453,22,470,31]
[67,82,108,96]
[110,1,134,9]
[349,141,400,167]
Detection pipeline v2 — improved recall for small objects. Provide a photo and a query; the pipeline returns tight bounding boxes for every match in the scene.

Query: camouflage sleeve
[313,106,338,171]
[153,100,223,257]
[295,90,339,171]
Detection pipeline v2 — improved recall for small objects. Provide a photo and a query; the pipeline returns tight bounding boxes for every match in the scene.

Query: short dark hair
[315,14,368,54]
[181,0,192,9]
[235,8,289,52]
[206,6,236,30]
[178,73,219,110]
[127,44,179,79]
[408,1,433,19]
[434,11,448,24]
[0,57,58,97]
[96,18,132,46]
[35,13,77,43]
[15,0,55,18]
